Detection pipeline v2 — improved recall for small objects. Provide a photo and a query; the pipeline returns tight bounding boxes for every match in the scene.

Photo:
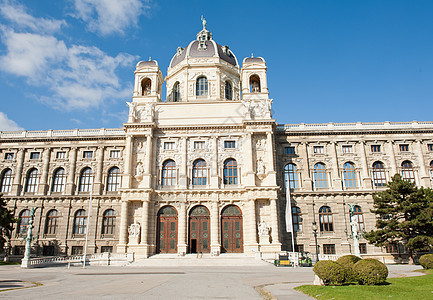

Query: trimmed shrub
[313,260,346,286]
[353,258,388,285]
[419,254,433,269]
[336,255,362,282]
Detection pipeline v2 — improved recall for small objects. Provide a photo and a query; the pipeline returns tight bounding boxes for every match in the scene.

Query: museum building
[1,23,433,260]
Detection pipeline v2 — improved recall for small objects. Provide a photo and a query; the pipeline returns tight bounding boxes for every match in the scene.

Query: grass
[295,269,433,300]
[0,261,19,265]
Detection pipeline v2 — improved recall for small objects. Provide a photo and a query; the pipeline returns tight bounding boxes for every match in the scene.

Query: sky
[0,0,432,131]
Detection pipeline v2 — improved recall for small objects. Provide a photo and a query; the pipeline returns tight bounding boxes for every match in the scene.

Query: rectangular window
[14,246,25,256]
[399,144,409,152]
[224,141,236,149]
[194,141,205,149]
[386,244,398,253]
[83,151,93,159]
[323,244,336,255]
[42,245,55,256]
[71,246,83,255]
[313,146,324,154]
[56,151,66,159]
[110,150,121,158]
[428,144,433,151]
[101,246,113,253]
[164,142,175,150]
[359,243,367,254]
[342,145,353,153]
[30,152,40,159]
[371,145,381,153]
[284,147,295,155]
[295,244,304,253]
[4,152,14,160]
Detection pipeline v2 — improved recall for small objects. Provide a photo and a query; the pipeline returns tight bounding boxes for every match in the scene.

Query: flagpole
[284,173,296,260]
[83,178,93,269]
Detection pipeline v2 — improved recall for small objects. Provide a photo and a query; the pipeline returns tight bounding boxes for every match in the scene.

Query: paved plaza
[0,260,423,300]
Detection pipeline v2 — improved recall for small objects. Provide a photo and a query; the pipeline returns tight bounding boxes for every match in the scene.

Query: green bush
[336,255,362,282]
[313,260,346,286]
[353,258,388,285]
[419,254,433,269]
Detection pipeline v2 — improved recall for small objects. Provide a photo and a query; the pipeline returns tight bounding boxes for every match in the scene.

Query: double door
[221,216,243,253]
[189,216,210,253]
[157,216,177,253]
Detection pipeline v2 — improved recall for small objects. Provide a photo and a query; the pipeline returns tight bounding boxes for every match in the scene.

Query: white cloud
[0,2,137,111]
[0,112,23,131]
[72,0,149,36]
[0,0,66,34]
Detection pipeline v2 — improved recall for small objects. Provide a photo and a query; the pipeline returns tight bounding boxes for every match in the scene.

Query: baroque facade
[1,23,433,260]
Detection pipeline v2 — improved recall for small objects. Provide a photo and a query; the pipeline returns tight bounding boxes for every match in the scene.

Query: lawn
[0,261,19,265]
[295,269,433,300]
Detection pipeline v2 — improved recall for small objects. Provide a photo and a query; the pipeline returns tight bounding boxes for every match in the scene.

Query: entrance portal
[189,205,210,253]
[157,206,178,253]
[221,205,243,253]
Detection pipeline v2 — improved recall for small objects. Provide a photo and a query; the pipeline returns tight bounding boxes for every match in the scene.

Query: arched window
[192,159,207,186]
[162,160,176,186]
[292,206,302,232]
[141,78,151,96]
[353,205,364,231]
[249,75,261,93]
[225,81,232,100]
[319,206,333,232]
[17,209,31,235]
[107,167,121,192]
[313,163,328,188]
[25,168,39,193]
[223,158,238,185]
[79,167,93,192]
[102,209,116,235]
[430,161,433,180]
[343,162,357,188]
[52,168,66,192]
[401,160,415,182]
[0,168,13,193]
[73,209,87,234]
[196,76,208,96]
[372,161,387,187]
[45,209,59,235]
[284,163,298,189]
[173,81,180,102]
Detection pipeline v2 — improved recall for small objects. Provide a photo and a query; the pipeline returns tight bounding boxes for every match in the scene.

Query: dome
[243,57,265,64]
[136,60,158,69]
[169,25,238,68]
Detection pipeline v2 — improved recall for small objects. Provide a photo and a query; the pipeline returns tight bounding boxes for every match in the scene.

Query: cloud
[0,2,137,111]
[72,0,150,36]
[0,0,66,34]
[0,112,23,131]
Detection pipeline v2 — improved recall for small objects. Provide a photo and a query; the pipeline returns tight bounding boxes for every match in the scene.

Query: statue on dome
[201,15,207,30]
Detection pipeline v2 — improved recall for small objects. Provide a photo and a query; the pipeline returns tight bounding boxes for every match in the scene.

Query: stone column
[177,202,187,255]
[301,143,313,191]
[245,199,258,253]
[12,148,25,195]
[415,140,430,186]
[122,135,133,189]
[266,132,277,183]
[143,135,153,188]
[38,148,51,195]
[330,142,342,190]
[244,133,255,186]
[93,146,104,194]
[358,141,372,189]
[270,198,280,244]
[387,141,398,178]
[210,137,219,188]
[117,200,129,253]
[141,200,149,251]
[179,137,188,188]
[210,201,220,255]
[65,147,77,195]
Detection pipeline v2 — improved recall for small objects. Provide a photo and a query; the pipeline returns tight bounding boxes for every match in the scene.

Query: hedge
[336,255,362,283]
[313,260,346,286]
[419,254,433,269]
[353,258,388,285]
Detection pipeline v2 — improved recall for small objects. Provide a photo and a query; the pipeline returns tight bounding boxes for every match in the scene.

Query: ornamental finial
[201,15,207,30]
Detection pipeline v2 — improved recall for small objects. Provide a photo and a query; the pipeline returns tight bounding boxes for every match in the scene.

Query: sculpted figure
[128,223,140,237]
[127,102,137,121]
[258,221,269,236]
[257,158,265,175]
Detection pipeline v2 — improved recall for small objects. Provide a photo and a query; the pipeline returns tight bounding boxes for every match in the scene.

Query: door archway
[189,205,210,253]
[157,206,178,253]
[221,205,243,253]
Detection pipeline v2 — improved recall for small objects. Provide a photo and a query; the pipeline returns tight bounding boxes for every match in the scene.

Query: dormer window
[196,76,208,97]
[173,82,180,102]
[141,78,151,96]
[225,81,232,100]
[249,75,261,93]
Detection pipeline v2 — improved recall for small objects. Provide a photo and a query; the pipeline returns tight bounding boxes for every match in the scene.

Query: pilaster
[177,201,187,255]
[37,148,51,195]
[65,147,77,195]
[12,148,25,195]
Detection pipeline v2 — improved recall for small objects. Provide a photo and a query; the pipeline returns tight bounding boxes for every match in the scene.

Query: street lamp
[312,221,319,262]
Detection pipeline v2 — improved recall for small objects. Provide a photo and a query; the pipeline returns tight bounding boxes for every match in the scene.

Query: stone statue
[241,99,252,118]
[127,102,137,122]
[136,162,144,177]
[128,223,140,238]
[257,158,265,175]
[201,15,207,30]
[258,221,270,236]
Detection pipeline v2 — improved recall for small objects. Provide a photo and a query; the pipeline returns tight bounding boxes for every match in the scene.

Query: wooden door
[157,206,178,254]
[221,205,243,253]
[189,216,210,253]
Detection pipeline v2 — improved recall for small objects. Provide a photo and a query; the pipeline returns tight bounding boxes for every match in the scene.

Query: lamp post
[312,221,319,263]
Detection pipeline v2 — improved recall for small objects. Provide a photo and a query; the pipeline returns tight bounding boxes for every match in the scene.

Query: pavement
[0,259,424,300]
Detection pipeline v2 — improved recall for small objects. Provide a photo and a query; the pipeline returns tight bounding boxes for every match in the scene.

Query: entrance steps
[131,253,270,267]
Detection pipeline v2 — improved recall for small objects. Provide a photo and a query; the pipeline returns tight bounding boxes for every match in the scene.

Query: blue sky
[0,0,432,131]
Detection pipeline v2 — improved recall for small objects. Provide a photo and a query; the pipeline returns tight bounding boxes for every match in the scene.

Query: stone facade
[1,24,433,260]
